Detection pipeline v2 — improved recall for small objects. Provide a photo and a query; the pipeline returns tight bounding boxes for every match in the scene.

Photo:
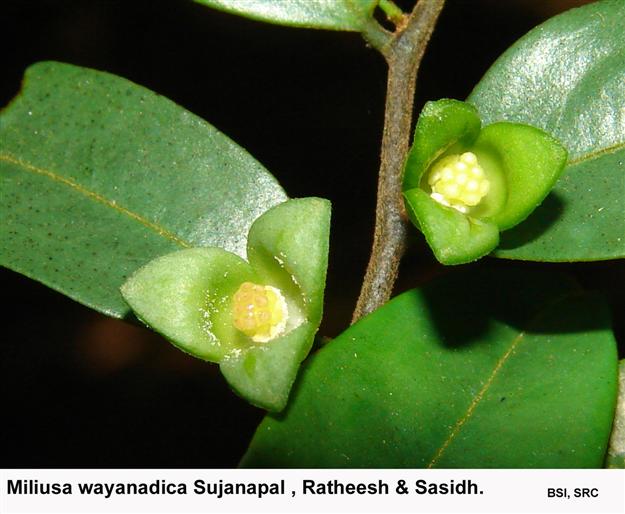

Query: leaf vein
[426,291,580,468]
[0,152,191,248]
[568,139,625,167]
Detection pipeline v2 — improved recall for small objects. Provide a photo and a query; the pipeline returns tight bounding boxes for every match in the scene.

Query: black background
[1,0,622,467]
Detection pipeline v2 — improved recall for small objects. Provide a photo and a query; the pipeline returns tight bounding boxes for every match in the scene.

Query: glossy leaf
[0,61,287,317]
[195,0,378,31]
[607,360,625,468]
[242,269,618,468]
[121,198,331,411]
[469,0,625,261]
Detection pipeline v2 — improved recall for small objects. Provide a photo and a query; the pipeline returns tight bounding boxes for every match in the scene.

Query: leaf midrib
[567,139,625,167]
[0,152,191,248]
[426,290,581,468]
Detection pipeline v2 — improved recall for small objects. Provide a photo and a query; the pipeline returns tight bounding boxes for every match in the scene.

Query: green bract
[403,99,567,265]
[120,198,330,412]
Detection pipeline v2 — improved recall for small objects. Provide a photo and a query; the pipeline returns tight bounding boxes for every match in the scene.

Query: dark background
[1,0,622,467]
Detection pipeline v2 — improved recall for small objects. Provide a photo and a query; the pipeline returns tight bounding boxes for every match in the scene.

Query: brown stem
[352,0,446,323]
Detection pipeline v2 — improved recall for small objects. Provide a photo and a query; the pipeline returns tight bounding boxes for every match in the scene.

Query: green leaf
[121,198,331,411]
[607,360,625,468]
[195,0,378,31]
[0,61,287,318]
[242,269,618,468]
[468,0,625,261]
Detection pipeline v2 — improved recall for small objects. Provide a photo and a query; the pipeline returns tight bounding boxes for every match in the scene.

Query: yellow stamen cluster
[232,282,288,343]
[428,152,490,213]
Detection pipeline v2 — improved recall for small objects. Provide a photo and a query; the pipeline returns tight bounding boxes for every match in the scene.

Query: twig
[352,0,446,323]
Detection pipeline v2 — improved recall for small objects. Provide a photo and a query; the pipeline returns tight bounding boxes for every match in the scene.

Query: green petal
[404,189,499,265]
[247,197,331,327]
[474,122,567,230]
[403,99,481,191]
[221,323,316,412]
[120,248,256,362]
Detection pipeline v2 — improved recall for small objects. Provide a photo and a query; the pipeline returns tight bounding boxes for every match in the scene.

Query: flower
[403,99,567,265]
[120,197,330,411]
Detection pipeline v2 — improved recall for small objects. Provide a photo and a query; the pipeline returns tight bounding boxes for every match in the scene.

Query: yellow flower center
[232,282,288,343]
[428,152,490,213]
